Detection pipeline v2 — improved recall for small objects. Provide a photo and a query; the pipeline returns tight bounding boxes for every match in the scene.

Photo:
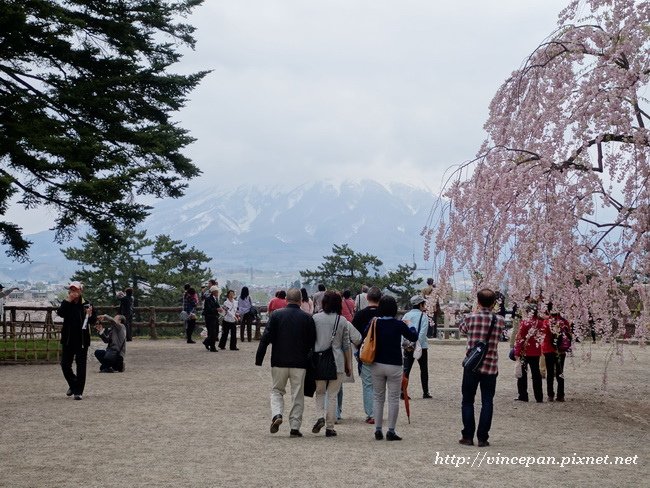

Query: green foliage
[0,338,61,363]
[300,244,382,292]
[381,263,420,309]
[0,0,209,261]
[300,244,418,308]
[62,230,211,306]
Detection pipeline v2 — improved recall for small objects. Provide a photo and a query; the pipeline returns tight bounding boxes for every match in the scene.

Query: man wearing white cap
[57,281,97,400]
[401,295,432,399]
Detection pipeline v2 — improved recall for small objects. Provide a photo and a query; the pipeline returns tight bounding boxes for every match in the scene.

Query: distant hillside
[0,180,438,282]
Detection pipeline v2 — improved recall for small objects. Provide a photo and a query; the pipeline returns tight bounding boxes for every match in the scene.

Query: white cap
[68,281,83,290]
[209,285,220,292]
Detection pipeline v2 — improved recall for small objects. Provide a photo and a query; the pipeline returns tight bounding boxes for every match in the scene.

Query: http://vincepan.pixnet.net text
[434,452,640,468]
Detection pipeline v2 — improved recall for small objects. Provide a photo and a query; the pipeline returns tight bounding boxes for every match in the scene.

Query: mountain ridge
[0,179,438,282]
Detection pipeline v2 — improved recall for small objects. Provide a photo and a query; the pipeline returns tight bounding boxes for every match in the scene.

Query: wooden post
[149,307,158,340]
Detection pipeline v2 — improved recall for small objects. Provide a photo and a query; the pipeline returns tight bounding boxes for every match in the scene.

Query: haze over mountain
[0,180,439,283]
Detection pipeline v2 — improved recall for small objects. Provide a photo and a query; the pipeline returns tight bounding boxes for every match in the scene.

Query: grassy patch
[0,338,61,363]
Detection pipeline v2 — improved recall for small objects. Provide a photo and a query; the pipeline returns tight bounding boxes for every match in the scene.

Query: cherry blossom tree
[425,0,649,342]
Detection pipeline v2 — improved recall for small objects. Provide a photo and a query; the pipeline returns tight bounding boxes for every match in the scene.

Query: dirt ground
[1,337,648,488]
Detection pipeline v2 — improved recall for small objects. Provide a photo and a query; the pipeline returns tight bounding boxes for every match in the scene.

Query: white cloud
[8,0,569,234]
[177,0,568,190]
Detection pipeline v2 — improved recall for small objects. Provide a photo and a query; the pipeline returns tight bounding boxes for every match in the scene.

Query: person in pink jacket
[540,307,572,402]
[514,307,546,402]
[341,290,355,322]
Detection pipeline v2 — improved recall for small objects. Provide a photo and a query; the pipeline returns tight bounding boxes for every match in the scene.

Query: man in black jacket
[118,288,134,341]
[202,285,222,351]
[255,288,316,437]
[57,281,97,400]
[351,286,382,424]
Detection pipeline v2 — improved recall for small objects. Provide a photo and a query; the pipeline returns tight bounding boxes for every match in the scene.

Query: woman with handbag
[401,295,432,399]
[368,295,418,441]
[311,291,352,437]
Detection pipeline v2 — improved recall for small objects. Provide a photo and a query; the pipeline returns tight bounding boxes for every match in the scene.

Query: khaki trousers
[270,367,306,430]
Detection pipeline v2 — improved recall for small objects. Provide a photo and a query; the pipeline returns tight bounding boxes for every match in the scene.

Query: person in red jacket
[514,306,546,402]
[268,290,288,314]
[540,308,572,402]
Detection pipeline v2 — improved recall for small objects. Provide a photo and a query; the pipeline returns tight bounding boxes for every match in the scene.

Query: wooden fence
[0,304,466,364]
[0,304,271,342]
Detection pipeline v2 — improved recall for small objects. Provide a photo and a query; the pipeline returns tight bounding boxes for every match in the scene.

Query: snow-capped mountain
[146,180,436,270]
[0,180,438,281]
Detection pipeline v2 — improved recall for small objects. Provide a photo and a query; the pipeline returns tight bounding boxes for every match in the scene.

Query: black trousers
[544,352,566,399]
[517,355,543,402]
[61,345,88,395]
[403,348,430,395]
[218,321,237,349]
[186,318,196,342]
[461,369,497,443]
[94,349,124,371]
[204,316,218,350]
[240,313,254,342]
[125,316,133,341]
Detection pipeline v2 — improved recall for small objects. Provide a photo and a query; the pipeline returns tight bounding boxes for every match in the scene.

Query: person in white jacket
[218,290,240,350]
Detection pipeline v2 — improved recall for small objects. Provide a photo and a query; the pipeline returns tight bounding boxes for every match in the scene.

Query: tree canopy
[0,0,208,261]
[426,0,649,340]
[62,229,212,306]
[300,244,419,307]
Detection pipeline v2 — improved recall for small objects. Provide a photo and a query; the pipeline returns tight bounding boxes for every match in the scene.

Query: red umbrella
[401,373,411,424]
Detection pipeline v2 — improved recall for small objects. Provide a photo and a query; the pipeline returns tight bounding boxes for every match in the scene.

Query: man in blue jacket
[256,288,316,438]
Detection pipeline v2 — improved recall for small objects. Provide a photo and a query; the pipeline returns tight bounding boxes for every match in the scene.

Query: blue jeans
[359,361,374,418]
[324,384,344,419]
[336,385,343,419]
[461,369,497,442]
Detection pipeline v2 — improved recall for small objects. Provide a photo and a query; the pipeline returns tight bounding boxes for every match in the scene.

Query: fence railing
[0,304,465,364]
[1,305,272,341]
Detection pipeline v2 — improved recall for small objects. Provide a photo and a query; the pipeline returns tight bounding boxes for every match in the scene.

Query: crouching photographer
[94,314,127,373]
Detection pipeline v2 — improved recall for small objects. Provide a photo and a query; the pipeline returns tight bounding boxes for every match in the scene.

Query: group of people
[53,278,571,450]
[511,304,572,403]
[255,285,433,441]
[457,290,574,447]
[183,281,258,352]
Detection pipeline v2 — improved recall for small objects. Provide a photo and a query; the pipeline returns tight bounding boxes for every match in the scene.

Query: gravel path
[1,339,648,487]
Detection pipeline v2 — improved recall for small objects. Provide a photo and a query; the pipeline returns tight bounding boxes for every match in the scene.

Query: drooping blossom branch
[424,0,650,344]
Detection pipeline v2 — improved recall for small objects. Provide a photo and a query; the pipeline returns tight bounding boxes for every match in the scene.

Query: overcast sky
[10,0,569,233]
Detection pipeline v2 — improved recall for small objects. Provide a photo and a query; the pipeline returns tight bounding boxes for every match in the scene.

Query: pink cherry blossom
[425,0,649,344]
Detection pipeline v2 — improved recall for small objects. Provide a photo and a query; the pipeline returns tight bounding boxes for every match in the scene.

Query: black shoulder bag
[311,315,340,381]
[462,314,497,373]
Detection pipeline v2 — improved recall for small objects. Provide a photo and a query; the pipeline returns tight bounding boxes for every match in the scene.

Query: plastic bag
[515,360,523,379]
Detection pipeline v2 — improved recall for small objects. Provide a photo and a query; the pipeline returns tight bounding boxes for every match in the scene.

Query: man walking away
[255,288,316,438]
[458,288,504,447]
[351,286,382,424]
[355,285,369,311]
[312,284,326,314]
